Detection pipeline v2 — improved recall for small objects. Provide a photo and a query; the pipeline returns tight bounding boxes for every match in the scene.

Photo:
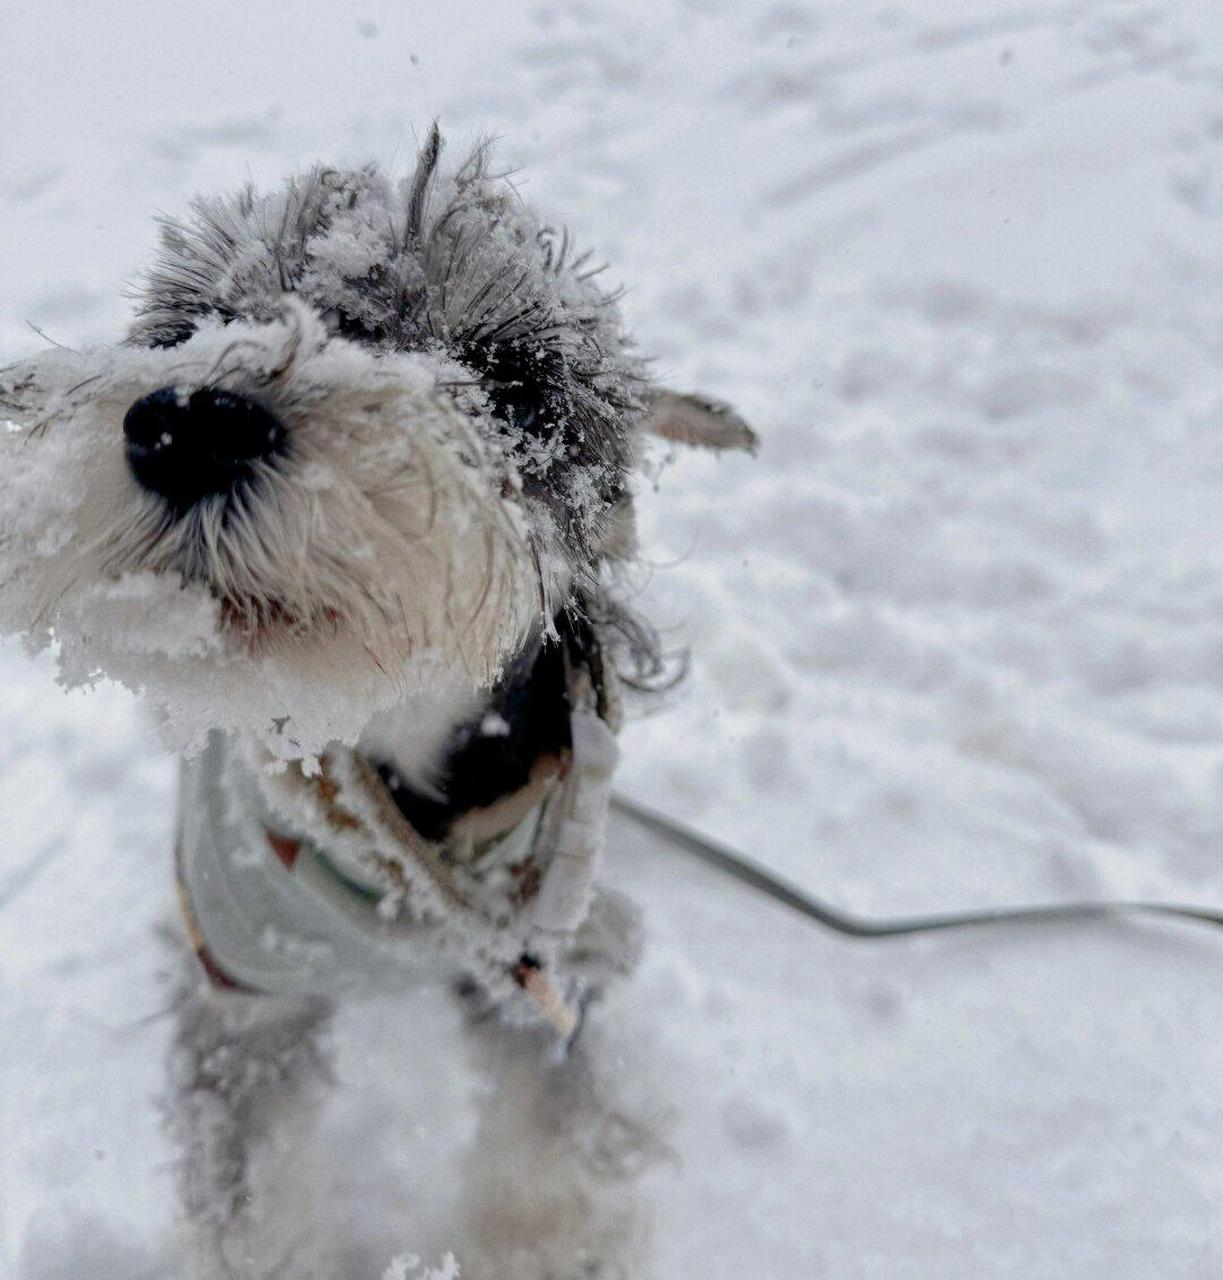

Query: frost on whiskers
[0,308,547,761]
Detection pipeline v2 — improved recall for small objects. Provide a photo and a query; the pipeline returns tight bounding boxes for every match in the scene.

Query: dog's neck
[180,614,621,1015]
[358,680,487,795]
[358,623,577,844]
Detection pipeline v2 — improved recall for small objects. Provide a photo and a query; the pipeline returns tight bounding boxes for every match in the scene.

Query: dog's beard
[0,307,564,762]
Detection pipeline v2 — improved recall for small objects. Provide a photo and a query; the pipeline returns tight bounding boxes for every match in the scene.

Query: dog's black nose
[123,385,286,511]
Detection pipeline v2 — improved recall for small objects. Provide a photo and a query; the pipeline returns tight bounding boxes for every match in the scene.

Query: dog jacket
[175,663,624,1023]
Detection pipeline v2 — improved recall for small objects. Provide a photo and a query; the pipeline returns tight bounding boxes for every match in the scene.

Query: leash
[611,793,1223,939]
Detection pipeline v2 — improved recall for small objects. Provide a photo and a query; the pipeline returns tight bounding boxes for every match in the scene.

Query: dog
[0,125,754,1278]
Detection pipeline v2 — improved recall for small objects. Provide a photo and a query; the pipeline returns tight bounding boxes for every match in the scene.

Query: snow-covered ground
[5,1,1223,1275]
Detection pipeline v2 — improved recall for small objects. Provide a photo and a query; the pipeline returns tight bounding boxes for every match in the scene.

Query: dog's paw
[562,888,644,989]
[180,1216,332,1280]
[544,1259,631,1280]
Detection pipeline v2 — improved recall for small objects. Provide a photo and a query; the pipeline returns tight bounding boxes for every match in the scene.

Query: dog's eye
[506,401,541,434]
[473,342,557,439]
[487,381,543,436]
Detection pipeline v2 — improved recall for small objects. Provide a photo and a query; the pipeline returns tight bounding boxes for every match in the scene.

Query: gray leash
[611,793,1223,939]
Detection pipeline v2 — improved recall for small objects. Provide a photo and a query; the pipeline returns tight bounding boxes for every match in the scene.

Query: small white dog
[0,126,753,1278]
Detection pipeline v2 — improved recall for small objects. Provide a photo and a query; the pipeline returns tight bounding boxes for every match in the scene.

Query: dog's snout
[123,385,286,511]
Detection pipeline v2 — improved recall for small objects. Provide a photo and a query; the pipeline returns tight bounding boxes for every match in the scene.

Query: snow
[382,1256,460,1280]
[4,0,1223,1275]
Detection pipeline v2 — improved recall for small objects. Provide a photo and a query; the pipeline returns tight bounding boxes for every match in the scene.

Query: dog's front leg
[166,968,334,1279]
[454,1012,668,1280]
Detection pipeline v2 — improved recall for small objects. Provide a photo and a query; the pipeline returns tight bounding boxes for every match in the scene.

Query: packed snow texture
[4,1,1223,1276]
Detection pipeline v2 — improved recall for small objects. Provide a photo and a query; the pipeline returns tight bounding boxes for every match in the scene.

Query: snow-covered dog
[0,127,753,1278]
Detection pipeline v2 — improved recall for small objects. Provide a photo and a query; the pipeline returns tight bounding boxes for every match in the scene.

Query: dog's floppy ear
[641,389,758,454]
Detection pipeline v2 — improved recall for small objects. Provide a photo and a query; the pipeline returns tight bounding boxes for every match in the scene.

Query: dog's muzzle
[123,385,287,512]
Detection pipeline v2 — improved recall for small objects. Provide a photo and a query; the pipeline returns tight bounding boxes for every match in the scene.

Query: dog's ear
[641,389,758,454]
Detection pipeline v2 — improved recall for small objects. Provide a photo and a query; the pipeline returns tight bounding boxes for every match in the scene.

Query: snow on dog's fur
[0,132,695,761]
[1,310,549,758]
[0,127,753,1277]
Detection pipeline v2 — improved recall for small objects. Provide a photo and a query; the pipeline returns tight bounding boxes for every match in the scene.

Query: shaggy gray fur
[167,975,335,1277]
[129,125,646,573]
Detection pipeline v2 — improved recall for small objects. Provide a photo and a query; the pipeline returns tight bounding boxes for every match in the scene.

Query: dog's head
[0,128,754,760]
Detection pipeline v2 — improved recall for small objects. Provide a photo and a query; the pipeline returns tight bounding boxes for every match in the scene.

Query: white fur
[359,674,500,793]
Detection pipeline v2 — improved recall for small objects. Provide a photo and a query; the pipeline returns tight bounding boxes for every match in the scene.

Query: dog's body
[0,127,752,1277]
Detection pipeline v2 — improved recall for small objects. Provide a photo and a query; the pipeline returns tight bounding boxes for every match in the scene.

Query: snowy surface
[4,0,1223,1275]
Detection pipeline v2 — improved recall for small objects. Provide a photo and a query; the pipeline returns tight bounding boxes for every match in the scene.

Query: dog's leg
[454,1014,669,1280]
[453,885,666,1280]
[165,966,334,1279]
